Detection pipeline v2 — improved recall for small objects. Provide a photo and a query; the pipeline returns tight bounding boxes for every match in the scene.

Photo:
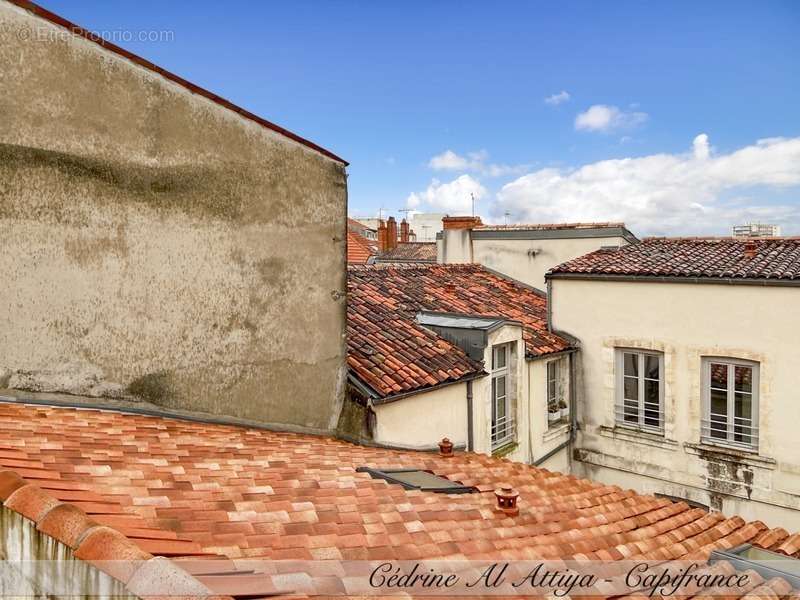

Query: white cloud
[427,149,528,177]
[493,135,800,235]
[574,104,648,133]
[407,175,487,213]
[544,91,571,106]
[693,133,710,160]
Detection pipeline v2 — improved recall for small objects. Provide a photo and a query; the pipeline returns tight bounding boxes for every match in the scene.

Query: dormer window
[491,343,515,450]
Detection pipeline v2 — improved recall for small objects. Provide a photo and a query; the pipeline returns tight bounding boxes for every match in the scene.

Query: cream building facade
[437,219,637,290]
[548,239,800,528]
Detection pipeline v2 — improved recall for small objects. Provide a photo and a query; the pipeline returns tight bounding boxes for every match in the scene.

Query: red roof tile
[1,402,798,598]
[375,242,438,263]
[347,231,377,264]
[549,238,800,281]
[348,264,572,398]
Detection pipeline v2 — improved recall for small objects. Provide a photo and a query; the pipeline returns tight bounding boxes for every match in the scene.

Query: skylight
[356,467,475,493]
[710,544,800,588]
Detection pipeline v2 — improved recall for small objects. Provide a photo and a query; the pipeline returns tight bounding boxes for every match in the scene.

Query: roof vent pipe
[494,485,519,516]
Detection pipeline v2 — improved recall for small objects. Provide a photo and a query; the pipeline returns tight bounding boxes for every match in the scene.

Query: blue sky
[38,1,800,235]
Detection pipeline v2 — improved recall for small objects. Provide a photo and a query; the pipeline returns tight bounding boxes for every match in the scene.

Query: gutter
[546,272,800,288]
[365,370,488,406]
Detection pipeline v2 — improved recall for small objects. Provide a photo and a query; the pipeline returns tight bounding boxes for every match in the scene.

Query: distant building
[437,218,638,290]
[408,212,448,242]
[348,217,378,241]
[732,223,781,238]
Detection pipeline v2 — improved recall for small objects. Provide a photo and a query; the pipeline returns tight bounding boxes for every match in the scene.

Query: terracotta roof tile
[348,264,572,398]
[1,402,798,597]
[347,230,377,264]
[549,237,800,281]
[375,242,437,263]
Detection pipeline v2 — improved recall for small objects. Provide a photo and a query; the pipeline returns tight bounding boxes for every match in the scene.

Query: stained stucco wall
[0,2,347,430]
[550,277,800,528]
[471,235,630,290]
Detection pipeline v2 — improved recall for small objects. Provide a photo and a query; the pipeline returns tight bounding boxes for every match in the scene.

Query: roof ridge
[6,0,346,165]
[0,470,228,598]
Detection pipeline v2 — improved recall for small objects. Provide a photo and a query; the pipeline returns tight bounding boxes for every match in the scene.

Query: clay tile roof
[375,242,437,263]
[8,0,346,166]
[346,230,377,264]
[1,402,798,598]
[347,264,572,399]
[548,238,800,282]
[476,222,628,231]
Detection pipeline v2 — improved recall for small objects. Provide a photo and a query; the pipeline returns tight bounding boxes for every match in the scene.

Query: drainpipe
[568,351,578,472]
[466,381,474,452]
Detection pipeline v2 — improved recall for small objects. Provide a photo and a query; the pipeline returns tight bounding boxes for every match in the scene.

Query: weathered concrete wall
[472,235,630,291]
[0,2,347,430]
[550,277,800,528]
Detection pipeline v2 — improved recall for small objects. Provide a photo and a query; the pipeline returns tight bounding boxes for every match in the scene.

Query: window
[491,343,515,450]
[547,357,568,428]
[356,468,475,493]
[702,358,759,450]
[615,349,664,432]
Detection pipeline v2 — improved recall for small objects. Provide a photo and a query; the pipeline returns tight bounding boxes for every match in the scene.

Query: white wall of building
[372,382,469,449]
[472,235,630,290]
[550,277,800,528]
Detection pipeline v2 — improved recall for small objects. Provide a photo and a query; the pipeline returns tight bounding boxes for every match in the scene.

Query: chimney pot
[744,240,758,259]
[400,219,410,243]
[438,437,454,457]
[442,216,483,230]
[377,219,388,253]
[494,484,519,516]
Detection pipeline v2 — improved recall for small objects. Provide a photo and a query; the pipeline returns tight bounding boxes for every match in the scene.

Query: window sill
[544,422,570,442]
[599,425,678,451]
[491,441,519,458]
[684,442,775,469]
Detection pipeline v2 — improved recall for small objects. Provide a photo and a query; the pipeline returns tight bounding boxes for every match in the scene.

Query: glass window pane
[547,361,556,382]
[709,387,728,439]
[623,353,638,377]
[644,380,660,427]
[735,366,752,393]
[734,392,752,444]
[623,376,639,401]
[495,375,506,400]
[644,355,660,380]
[548,380,556,402]
[494,346,506,369]
[623,399,638,423]
[710,363,727,390]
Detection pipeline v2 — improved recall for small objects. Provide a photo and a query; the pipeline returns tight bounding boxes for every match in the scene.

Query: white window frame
[491,343,515,450]
[546,357,568,428]
[615,348,664,433]
[701,357,759,451]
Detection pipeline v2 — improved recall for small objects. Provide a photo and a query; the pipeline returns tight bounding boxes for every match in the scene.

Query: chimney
[400,219,410,243]
[442,216,483,230]
[377,219,388,253]
[385,217,398,251]
[744,240,758,259]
